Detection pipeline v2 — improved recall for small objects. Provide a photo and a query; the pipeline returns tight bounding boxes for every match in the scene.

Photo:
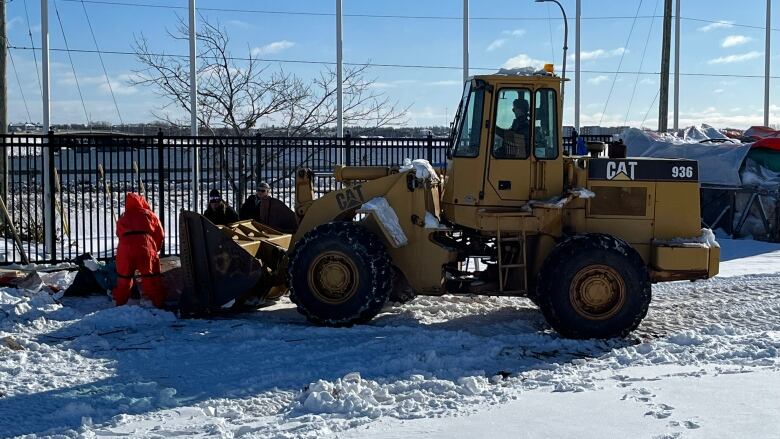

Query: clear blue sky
[5,0,779,129]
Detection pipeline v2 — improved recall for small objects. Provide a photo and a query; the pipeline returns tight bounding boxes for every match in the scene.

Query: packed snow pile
[298,372,499,421]
[424,212,448,229]
[654,228,720,249]
[358,197,408,247]
[1,238,779,438]
[569,187,596,199]
[401,158,440,183]
[524,187,596,210]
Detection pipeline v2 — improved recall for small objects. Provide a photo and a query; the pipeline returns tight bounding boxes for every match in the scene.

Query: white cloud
[722,35,752,48]
[502,29,527,37]
[487,30,525,52]
[707,51,762,64]
[588,75,608,85]
[6,17,23,31]
[369,82,396,89]
[408,106,446,121]
[226,20,251,29]
[571,47,626,61]
[370,79,423,89]
[698,21,734,32]
[56,73,138,95]
[487,39,507,51]
[502,53,548,69]
[428,80,461,86]
[251,40,295,56]
[580,105,778,130]
[639,78,655,85]
[713,89,724,94]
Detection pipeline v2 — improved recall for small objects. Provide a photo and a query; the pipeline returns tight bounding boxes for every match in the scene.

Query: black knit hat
[209,189,221,201]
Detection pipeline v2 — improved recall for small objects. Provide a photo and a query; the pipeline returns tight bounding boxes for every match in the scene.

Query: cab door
[486,87,532,202]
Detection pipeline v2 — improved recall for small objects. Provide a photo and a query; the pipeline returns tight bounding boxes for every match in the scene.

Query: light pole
[535,0,568,100]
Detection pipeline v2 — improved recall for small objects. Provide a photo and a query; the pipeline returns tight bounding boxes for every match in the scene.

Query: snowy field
[1,237,779,438]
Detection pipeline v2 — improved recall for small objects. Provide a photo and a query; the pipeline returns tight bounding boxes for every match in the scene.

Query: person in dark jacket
[239,182,298,233]
[494,98,531,158]
[112,192,165,308]
[203,189,239,226]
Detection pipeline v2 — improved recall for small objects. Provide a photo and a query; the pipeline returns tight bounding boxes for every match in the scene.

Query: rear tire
[288,222,392,326]
[536,234,651,339]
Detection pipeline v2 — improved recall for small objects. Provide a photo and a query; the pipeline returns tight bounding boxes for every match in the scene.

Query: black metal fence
[0,132,607,263]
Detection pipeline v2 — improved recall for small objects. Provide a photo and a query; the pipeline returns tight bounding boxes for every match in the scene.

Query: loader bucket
[178,211,290,316]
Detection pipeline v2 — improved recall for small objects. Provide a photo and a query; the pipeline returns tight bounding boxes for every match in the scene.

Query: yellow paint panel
[654,182,701,240]
[585,218,654,244]
[652,246,710,271]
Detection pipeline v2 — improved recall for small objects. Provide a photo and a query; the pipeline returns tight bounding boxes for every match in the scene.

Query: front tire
[536,234,651,339]
[288,222,393,326]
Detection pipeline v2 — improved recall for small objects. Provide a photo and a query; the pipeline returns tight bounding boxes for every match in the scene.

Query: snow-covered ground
[1,238,779,438]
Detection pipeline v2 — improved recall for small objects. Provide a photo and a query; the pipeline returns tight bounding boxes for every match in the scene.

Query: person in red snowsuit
[112,192,166,308]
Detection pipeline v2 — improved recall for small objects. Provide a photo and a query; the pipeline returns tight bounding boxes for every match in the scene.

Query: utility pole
[658,0,673,132]
[189,0,199,211]
[42,0,54,257]
[1,0,7,136]
[575,0,581,132]
[673,0,681,131]
[765,0,771,127]
[336,0,343,138]
[1,0,8,203]
[463,0,469,84]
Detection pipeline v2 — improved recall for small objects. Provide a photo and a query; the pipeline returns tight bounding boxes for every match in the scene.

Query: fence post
[46,131,57,262]
[344,131,352,166]
[254,131,262,209]
[191,138,199,214]
[0,132,7,204]
[157,129,166,256]
[426,132,433,163]
[0,133,8,232]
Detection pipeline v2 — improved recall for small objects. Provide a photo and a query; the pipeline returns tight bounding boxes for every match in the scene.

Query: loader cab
[442,71,565,229]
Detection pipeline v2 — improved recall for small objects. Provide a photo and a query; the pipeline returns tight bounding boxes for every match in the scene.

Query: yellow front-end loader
[179,67,719,339]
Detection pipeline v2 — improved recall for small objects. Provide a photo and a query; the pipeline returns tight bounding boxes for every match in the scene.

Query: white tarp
[622,126,751,187]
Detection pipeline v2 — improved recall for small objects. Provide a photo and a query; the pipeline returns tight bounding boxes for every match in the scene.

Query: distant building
[8,123,43,133]
[562,126,575,137]
[579,126,629,136]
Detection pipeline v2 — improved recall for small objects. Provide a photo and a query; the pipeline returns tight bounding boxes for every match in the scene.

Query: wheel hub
[308,251,359,304]
[570,265,626,320]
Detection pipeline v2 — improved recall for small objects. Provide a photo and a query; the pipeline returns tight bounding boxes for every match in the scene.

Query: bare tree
[131,18,407,203]
[131,18,407,136]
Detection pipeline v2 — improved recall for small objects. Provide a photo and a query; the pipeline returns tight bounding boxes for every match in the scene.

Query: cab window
[492,88,531,159]
[453,84,484,158]
[533,88,559,160]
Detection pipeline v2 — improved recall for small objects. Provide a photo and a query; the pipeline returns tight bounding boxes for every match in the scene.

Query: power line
[53,0,92,128]
[680,16,769,31]
[59,0,667,22]
[79,0,124,125]
[22,0,42,94]
[642,89,661,127]
[600,0,644,125]
[55,1,780,31]
[8,44,780,79]
[6,41,34,122]
[625,0,661,126]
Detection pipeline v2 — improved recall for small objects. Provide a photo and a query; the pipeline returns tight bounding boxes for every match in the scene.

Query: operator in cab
[494,97,530,158]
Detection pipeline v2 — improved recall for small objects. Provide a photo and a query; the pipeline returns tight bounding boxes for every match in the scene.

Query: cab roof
[469,67,565,85]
